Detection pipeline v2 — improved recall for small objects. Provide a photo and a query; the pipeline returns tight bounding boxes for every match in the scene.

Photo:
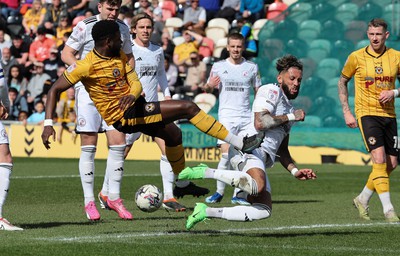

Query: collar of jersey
[93,48,112,60]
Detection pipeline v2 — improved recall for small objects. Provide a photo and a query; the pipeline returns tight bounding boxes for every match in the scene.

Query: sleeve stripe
[63,73,75,86]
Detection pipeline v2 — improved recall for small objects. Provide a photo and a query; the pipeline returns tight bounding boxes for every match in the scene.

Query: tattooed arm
[338,75,357,128]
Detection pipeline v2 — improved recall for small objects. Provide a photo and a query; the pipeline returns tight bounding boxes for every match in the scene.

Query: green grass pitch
[1,157,400,255]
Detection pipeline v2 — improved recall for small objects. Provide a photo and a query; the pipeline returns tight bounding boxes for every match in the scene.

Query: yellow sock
[165,144,185,175]
[189,110,229,141]
[366,175,375,191]
[370,163,389,194]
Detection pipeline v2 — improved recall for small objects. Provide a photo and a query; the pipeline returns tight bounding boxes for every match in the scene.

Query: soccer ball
[135,184,163,213]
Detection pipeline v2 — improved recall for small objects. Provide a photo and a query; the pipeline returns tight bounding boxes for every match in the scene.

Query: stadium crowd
[0,0,281,127]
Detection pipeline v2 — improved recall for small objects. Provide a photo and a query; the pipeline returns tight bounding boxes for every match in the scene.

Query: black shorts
[113,96,165,136]
[359,116,399,156]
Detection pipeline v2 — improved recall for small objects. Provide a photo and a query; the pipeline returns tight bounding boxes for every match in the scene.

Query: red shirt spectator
[28,27,56,63]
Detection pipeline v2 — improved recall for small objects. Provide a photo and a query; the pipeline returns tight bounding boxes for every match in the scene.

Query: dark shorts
[359,116,399,156]
[113,96,165,136]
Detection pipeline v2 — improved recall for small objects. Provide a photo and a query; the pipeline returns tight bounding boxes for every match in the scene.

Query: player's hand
[295,168,317,180]
[379,90,395,104]
[294,109,305,121]
[119,95,135,111]
[0,101,8,120]
[344,111,357,128]
[208,72,220,88]
[41,126,56,150]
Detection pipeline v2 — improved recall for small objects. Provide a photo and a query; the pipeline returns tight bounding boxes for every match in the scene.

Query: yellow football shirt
[63,49,142,125]
[341,46,400,119]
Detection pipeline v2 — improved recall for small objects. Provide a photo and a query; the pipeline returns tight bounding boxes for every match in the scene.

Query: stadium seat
[297,19,321,45]
[299,57,316,79]
[271,18,298,41]
[198,36,214,59]
[266,0,288,22]
[193,93,217,114]
[345,20,368,44]
[205,27,226,45]
[300,76,327,99]
[355,39,370,49]
[257,20,276,42]
[320,19,345,42]
[323,115,345,128]
[206,18,230,36]
[252,18,268,40]
[172,36,185,46]
[213,37,227,58]
[165,17,183,38]
[382,3,400,27]
[160,0,177,21]
[316,58,341,83]
[357,2,382,22]
[329,0,346,7]
[331,39,354,65]
[286,2,312,24]
[285,38,308,58]
[307,39,332,63]
[259,38,284,62]
[309,96,338,119]
[311,2,335,23]
[334,3,359,26]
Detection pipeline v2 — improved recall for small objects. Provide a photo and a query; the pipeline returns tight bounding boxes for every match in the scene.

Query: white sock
[107,145,125,201]
[0,163,12,218]
[223,132,243,149]
[160,155,174,200]
[205,168,258,195]
[358,186,374,206]
[207,204,271,221]
[216,153,229,195]
[79,146,96,205]
[378,192,394,214]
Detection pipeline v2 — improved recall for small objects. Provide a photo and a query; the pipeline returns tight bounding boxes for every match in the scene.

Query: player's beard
[281,81,298,100]
[110,46,121,57]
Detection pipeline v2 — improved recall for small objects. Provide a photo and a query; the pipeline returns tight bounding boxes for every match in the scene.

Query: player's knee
[246,204,272,221]
[184,100,200,116]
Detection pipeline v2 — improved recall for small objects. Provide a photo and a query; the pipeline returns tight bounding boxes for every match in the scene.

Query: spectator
[183,0,206,30]
[0,0,20,20]
[177,51,206,97]
[215,0,240,23]
[8,87,29,120]
[55,14,72,47]
[56,86,75,124]
[0,47,18,85]
[7,64,28,95]
[150,8,166,45]
[42,0,68,34]
[134,0,154,17]
[26,100,45,124]
[0,29,12,54]
[173,28,203,73]
[57,31,71,54]
[199,0,221,23]
[18,110,28,122]
[43,47,62,82]
[161,31,175,57]
[239,0,265,24]
[10,34,31,68]
[28,27,56,63]
[164,54,180,95]
[26,61,51,107]
[22,0,47,36]
[66,0,89,20]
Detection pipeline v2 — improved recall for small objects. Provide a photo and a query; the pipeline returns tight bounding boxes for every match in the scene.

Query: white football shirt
[251,83,295,164]
[209,58,261,121]
[132,41,170,102]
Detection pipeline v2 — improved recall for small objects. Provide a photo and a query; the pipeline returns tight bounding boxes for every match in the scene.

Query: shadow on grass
[20,221,96,229]
[272,200,322,204]
[188,230,378,238]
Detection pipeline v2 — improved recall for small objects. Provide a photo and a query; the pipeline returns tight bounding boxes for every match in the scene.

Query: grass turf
[1,157,400,255]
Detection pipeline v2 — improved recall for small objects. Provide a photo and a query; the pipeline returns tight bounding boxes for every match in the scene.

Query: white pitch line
[11,173,160,179]
[34,221,399,243]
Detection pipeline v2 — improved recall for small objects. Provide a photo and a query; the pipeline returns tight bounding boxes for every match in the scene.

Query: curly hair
[92,20,119,44]
[276,54,303,74]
